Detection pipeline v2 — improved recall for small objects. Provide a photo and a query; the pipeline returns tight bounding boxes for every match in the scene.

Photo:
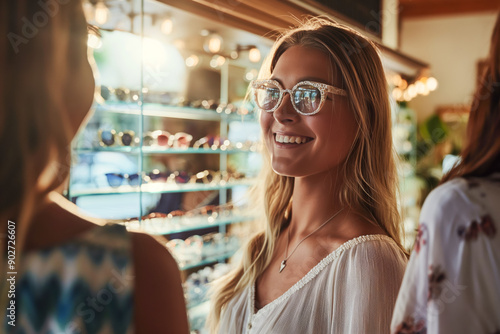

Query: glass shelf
[187,298,209,312]
[74,146,259,154]
[69,179,256,197]
[126,214,256,235]
[179,249,238,271]
[188,300,210,332]
[95,103,256,122]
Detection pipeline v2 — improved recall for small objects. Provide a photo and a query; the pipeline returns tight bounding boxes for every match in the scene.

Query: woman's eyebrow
[269,76,333,86]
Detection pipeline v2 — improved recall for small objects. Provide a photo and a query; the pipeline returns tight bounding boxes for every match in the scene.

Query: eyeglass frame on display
[104,172,142,187]
[143,130,193,148]
[98,129,138,147]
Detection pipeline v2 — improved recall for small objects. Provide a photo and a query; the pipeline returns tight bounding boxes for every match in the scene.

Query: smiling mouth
[274,133,313,144]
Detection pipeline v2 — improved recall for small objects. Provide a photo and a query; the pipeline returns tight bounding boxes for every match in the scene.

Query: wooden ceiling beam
[157,0,314,37]
[400,0,500,18]
[157,0,429,76]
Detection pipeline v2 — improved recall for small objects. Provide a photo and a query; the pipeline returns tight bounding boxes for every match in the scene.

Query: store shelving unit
[72,2,269,331]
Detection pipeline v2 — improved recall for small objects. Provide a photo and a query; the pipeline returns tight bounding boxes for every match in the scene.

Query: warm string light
[210,55,226,68]
[161,18,173,35]
[94,1,109,25]
[391,74,438,102]
[248,47,261,63]
[185,55,199,67]
[204,33,223,53]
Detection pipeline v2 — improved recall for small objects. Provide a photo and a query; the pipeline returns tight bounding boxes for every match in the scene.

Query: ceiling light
[185,55,199,67]
[427,77,438,91]
[210,55,226,68]
[248,47,261,63]
[392,88,403,101]
[407,84,417,98]
[415,81,426,94]
[204,33,223,53]
[161,18,173,35]
[94,1,109,25]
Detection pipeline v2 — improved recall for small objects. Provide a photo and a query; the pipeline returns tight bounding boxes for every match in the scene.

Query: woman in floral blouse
[391,12,500,334]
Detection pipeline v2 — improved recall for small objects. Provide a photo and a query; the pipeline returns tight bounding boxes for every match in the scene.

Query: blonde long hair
[208,17,404,332]
[0,0,88,300]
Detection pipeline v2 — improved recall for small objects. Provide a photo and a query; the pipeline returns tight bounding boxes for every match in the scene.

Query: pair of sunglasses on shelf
[193,135,222,150]
[147,170,191,184]
[143,130,193,148]
[99,129,139,147]
[105,173,141,187]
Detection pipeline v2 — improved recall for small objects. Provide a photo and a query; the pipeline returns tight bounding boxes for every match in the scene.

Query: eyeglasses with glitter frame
[251,79,347,116]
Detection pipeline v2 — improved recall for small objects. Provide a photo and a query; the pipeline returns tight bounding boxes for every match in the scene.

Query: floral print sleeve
[391,176,500,334]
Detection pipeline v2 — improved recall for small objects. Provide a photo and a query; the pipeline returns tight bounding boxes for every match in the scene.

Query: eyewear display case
[71,0,271,331]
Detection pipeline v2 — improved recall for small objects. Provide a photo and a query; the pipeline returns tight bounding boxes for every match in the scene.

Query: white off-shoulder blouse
[218,234,408,334]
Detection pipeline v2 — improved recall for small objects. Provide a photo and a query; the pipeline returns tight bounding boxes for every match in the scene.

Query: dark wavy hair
[442,12,500,182]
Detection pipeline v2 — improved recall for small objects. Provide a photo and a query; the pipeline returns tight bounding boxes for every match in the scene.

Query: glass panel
[71,0,144,220]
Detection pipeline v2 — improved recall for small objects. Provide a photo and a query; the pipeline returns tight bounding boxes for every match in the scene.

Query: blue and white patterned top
[6,224,134,334]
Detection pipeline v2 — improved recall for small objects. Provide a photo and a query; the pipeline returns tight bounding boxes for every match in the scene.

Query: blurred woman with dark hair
[0,1,189,333]
[391,12,500,334]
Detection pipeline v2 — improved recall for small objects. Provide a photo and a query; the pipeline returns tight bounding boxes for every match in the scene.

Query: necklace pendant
[279,260,286,273]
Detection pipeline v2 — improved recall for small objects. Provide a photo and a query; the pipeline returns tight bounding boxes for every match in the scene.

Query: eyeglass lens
[121,132,133,146]
[101,131,115,146]
[255,82,322,114]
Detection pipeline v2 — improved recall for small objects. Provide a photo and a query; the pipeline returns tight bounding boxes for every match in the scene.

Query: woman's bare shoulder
[131,232,190,333]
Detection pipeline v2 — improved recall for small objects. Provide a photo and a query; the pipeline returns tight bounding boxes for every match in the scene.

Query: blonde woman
[209,18,408,333]
[1,1,188,333]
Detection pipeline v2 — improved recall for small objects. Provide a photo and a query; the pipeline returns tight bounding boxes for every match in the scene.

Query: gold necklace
[279,208,344,273]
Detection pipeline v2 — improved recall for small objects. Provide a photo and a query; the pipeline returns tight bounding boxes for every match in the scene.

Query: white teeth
[275,134,308,144]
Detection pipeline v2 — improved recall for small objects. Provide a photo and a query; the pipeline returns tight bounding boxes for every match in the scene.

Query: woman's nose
[273,93,299,124]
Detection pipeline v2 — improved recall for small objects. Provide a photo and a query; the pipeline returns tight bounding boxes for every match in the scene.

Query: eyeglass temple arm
[326,86,347,96]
